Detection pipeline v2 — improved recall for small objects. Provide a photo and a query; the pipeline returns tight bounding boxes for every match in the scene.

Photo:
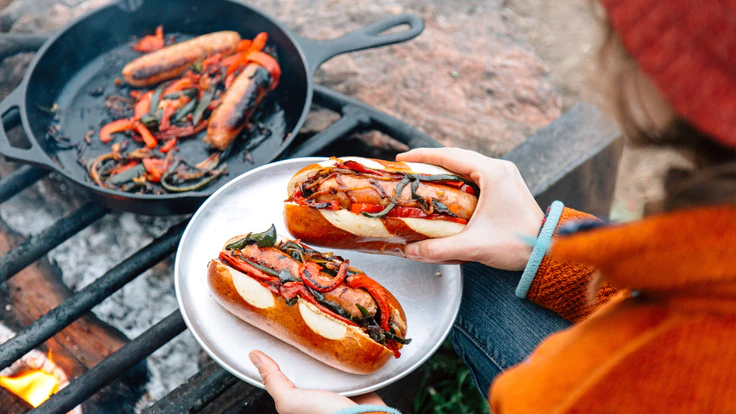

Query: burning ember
[0,322,79,412]
[0,367,59,408]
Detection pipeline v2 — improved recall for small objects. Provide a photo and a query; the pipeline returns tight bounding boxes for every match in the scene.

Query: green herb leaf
[278,269,297,284]
[432,200,457,217]
[356,304,372,319]
[251,224,278,248]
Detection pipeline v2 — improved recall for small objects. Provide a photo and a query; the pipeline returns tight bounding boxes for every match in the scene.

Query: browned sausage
[311,175,477,220]
[122,31,240,87]
[204,63,272,150]
[237,243,377,319]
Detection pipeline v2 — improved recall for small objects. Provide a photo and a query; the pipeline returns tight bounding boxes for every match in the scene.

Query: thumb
[404,236,469,263]
[250,350,295,402]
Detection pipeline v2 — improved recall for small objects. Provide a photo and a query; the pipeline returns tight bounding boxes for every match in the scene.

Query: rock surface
[0,0,561,410]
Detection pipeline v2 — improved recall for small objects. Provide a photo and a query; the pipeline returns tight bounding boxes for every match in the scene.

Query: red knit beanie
[599,0,736,149]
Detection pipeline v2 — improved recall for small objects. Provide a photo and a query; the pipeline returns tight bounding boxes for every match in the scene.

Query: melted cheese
[229,266,275,309]
[319,209,393,238]
[403,162,455,176]
[317,156,386,170]
[400,217,466,238]
[299,300,347,339]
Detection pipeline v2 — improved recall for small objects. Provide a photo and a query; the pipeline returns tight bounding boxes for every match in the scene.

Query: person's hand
[396,148,544,271]
[250,350,387,414]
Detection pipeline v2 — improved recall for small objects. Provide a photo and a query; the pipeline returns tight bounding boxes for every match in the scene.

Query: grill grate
[0,84,440,414]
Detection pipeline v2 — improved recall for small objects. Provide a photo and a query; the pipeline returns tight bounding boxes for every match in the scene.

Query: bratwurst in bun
[207,225,410,374]
[284,157,479,255]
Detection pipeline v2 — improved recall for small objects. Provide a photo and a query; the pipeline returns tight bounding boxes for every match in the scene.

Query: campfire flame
[0,349,59,407]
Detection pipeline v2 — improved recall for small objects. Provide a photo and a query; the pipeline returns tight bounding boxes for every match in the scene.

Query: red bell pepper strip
[339,160,391,176]
[350,203,384,214]
[386,340,401,358]
[142,158,166,183]
[219,251,281,284]
[201,53,222,71]
[132,25,165,52]
[227,32,268,75]
[347,274,391,332]
[134,122,158,148]
[154,120,208,140]
[134,91,154,119]
[298,260,349,293]
[163,78,196,96]
[251,32,268,52]
[99,119,135,143]
[236,39,253,52]
[279,282,359,326]
[221,51,243,68]
[159,138,177,153]
[158,103,178,131]
[108,160,140,176]
[246,50,281,89]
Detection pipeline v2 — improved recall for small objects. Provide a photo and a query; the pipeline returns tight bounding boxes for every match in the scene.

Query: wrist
[515,201,565,298]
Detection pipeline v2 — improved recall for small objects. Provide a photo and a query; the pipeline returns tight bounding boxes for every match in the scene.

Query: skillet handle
[0,33,49,61]
[0,87,56,169]
[296,14,424,74]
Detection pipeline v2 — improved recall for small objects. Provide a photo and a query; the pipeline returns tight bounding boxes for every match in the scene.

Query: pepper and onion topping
[85,28,282,194]
[219,225,410,356]
[288,159,478,224]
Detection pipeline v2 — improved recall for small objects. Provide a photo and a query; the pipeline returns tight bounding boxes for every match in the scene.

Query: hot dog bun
[284,157,478,255]
[208,231,408,374]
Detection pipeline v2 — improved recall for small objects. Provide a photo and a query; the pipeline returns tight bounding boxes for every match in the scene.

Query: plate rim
[174,157,464,396]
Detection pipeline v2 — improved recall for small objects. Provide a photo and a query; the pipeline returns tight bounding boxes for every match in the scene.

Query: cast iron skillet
[0,0,423,215]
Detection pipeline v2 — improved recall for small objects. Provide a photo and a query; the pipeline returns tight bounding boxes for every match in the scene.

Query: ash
[0,180,202,411]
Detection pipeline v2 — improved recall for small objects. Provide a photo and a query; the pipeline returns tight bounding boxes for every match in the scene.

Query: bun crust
[208,260,396,374]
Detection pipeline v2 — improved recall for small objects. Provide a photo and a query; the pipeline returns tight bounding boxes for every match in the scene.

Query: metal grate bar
[144,365,240,414]
[32,311,187,414]
[0,221,187,370]
[0,165,47,204]
[0,202,108,283]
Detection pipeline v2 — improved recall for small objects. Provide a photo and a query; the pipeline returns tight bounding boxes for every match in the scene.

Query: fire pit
[0,0,622,413]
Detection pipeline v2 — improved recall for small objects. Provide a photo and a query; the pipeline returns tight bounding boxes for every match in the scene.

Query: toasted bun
[208,251,403,374]
[285,157,472,254]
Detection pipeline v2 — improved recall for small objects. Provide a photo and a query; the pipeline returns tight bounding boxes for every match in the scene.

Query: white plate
[175,158,463,396]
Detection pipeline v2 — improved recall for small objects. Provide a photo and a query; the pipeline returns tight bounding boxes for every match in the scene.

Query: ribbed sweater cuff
[516,201,564,298]
[332,405,401,414]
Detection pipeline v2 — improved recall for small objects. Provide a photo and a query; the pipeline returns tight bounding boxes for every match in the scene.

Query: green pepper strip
[164,88,198,100]
[139,114,158,128]
[192,88,214,125]
[432,200,457,217]
[225,224,277,250]
[278,269,297,284]
[107,164,145,185]
[172,98,198,123]
[386,331,411,345]
[160,167,226,193]
[232,250,279,277]
[149,84,165,115]
[411,173,480,195]
[362,175,412,218]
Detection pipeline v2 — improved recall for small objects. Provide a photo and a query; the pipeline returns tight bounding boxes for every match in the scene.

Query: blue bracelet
[332,405,401,414]
[515,201,565,298]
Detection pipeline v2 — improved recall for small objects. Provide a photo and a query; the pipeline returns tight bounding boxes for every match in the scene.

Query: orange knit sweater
[490,205,736,412]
